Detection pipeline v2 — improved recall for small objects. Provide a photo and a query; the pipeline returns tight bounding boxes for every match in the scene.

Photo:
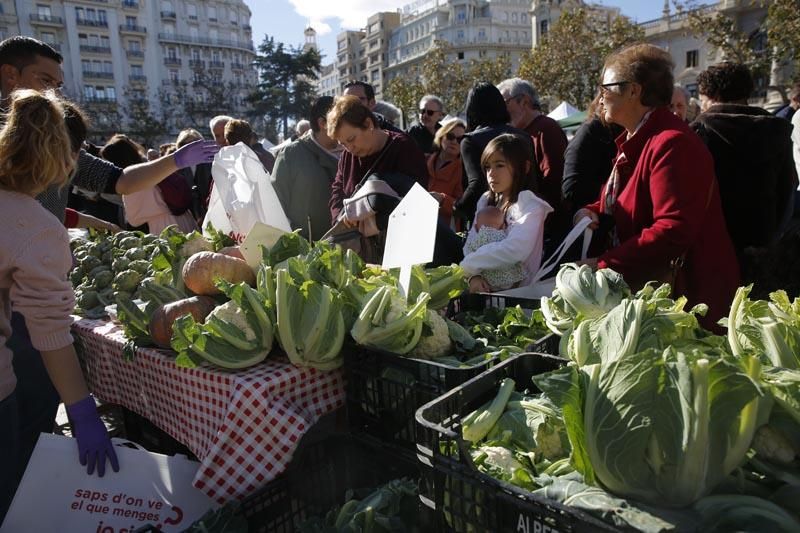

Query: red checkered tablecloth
[71,317,346,503]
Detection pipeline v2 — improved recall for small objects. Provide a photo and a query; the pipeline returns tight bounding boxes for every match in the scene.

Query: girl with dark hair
[461,134,552,293]
[455,82,537,222]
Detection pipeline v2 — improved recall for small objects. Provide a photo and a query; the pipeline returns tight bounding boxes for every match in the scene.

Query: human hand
[430,192,444,204]
[173,140,220,168]
[468,275,491,294]
[66,396,119,477]
[92,219,121,233]
[573,208,600,230]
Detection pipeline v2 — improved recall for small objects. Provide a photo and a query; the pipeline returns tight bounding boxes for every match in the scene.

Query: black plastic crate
[241,431,430,533]
[121,408,196,458]
[344,343,496,459]
[415,353,615,533]
[448,292,544,316]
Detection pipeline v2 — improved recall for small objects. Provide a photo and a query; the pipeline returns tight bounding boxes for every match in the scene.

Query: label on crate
[382,182,438,299]
[516,513,562,533]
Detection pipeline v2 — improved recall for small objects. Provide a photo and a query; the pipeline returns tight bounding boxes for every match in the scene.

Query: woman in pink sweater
[0,90,118,521]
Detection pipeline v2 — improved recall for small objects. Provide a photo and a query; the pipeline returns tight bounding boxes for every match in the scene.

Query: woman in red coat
[574,44,739,328]
[427,119,465,230]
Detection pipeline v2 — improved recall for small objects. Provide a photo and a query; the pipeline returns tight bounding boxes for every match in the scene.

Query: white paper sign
[382,183,439,298]
[1,434,216,533]
[240,222,289,270]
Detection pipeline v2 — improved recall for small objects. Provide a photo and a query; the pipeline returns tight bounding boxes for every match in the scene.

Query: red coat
[586,107,739,327]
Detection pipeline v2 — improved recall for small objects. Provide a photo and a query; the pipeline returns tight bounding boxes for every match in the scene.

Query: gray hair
[673,84,690,102]
[295,119,311,135]
[419,94,444,112]
[209,115,234,133]
[496,78,541,110]
[373,100,402,126]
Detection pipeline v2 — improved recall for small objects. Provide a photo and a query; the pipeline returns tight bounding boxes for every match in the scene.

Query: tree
[384,72,424,126]
[249,35,321,140]
[81,98,122,145]
[123,86,170,148]
[517,8,643,109]
[766,0,800,82]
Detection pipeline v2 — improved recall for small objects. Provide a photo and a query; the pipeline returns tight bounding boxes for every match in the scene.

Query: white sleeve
[792,112,800,190]
[460,196,550,276]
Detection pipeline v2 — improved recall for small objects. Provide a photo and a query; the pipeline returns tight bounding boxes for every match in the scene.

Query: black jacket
[691,104,798,251]
[455,123,539,222]
[562,118,623,216]
[406,122,440,154]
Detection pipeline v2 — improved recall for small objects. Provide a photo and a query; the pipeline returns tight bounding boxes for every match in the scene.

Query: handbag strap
[530,216,593,285]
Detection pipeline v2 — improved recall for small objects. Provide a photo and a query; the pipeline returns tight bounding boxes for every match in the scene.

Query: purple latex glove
[173,139,220,168]
[66,396,119,476]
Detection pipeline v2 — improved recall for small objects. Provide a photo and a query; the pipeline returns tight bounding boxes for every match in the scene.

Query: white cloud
[309,19,333,35]
[288,0,404,30]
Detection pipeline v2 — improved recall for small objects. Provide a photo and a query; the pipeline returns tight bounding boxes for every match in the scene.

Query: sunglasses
[420,108,440,116]
[445,132,464,143]
[598,81,630,96]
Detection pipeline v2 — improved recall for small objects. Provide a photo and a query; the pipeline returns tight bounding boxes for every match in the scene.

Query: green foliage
[517,8,643,109]
[249,35,321,140]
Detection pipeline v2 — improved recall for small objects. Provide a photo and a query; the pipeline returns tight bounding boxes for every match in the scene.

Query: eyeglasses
[598,81,630,96]
[503,95,519,104]
[420,108,440,116]
[445,132,464,143]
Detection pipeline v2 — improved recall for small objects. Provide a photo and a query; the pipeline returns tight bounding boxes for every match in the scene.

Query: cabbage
[350,286,430,355]
[534,347,763,507]
[274,268,346,370]
[725,286,800,369]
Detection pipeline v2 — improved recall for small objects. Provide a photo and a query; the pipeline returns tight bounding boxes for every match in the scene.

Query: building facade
[530,0,620,47]
[11,0,256,140]
[384,0,532,86]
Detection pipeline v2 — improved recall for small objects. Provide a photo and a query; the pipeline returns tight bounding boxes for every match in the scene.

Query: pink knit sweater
[0,191,75,401]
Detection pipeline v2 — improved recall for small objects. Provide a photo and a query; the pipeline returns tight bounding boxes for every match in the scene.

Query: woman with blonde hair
[0,90,119,521]
[427,118,466,229]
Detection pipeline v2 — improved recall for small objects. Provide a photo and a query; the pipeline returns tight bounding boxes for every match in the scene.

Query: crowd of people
[2,33,800,523]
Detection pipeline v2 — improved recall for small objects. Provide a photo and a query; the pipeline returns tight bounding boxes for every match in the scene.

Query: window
[187,4,197,18]
[98,10,107,23]
[81,59,91,71]
[457,51,464,60]
[193,71,202,83]
[478,28,486,38]
[167,47,177,59]
[85,8,96,21]
[100,36,110,48]
[41,32,56,44]
[106,87,115,99]
[125,16,136,26]
[88,34,99,46]
[210,29,218,40]
[79,33,88,45]
[512,12,517,23]
[191,49,200,60]
[521,13,527,23]
[131,64,143,76]
[75,7,84,20]
[539,20,549,37]
[190,26,199,39]
[231,31,237,42]
[208,5,217,20]
[686,49,698,68]
[163,23,175,34]
[84,86,95,99]
[169,69,179,82]
[128,40,141,51]
[103,61,112,73]
[457,29,464,39]
[212,51,220,62]
[37,4,52,17]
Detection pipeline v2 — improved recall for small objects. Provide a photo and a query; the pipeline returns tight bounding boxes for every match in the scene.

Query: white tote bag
[1,434,216,533]
[202,143,291,243]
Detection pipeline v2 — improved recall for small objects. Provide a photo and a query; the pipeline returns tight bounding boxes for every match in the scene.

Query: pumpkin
[182,251,255,295]
[218,246,245,260]
[148,296,217,348]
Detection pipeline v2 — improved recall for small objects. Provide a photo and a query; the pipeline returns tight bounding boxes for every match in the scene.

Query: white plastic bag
[202,143,291,243]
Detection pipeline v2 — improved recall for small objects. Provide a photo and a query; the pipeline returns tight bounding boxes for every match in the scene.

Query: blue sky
[244,1,670,61]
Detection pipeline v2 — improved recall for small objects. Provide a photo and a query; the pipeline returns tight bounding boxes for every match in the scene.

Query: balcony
[121,0,139,8]
[231,62,246,70]
[77,18,108,28]
[119,24,146,34]
[160,11,176,20]
[80,45,112,54]
[189,59,205,68]
[83,70,114,80]
[129,74,147,83]
[126,49,144,59]
[157,32,254,52]
[164,57,182,66]
[208,60,224,69]
[30,14,63,26]
[243,24,251,31]
[84,96,116,104]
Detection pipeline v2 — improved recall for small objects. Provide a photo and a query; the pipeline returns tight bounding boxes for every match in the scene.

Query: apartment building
[384,0,532,84]
[530,0,620,47]
[12,0,256,138]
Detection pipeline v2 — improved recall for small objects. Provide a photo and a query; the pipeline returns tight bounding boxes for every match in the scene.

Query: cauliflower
[410,309,452,359]
[179,232,213,258]
[206,301,256,342]
[752,424,796,464]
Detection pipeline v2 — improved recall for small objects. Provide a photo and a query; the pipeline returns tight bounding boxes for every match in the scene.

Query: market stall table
[71,317,346,503]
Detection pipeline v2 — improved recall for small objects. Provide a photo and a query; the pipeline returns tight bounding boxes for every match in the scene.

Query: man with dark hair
[223,118,275,174]
[692,62,797,271]
[342,80,402,134]
[0,35,64,94]
[271,96,341,240]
